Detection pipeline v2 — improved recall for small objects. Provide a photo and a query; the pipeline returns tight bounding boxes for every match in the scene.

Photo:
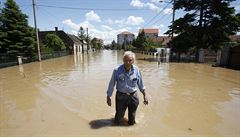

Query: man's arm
[138,70,148,105]
[106,70,116,106]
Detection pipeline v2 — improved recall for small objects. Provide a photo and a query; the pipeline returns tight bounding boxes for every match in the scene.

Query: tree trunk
[196,0,204,62]
[195,47,199,62]
[177,52,181,62]
[82,44,84,53]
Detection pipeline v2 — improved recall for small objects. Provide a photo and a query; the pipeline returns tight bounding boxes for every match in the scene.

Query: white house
[117,31,135,46]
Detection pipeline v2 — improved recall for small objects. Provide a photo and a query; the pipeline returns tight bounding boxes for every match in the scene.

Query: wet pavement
[0,50,240,137]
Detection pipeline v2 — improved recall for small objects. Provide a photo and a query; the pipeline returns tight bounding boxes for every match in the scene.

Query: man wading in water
[106,51,148,125]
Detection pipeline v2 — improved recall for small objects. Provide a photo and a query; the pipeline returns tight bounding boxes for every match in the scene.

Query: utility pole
[171,0,175,40]
[32,0,41,61]
[86,28,89,54]
[169,0,175,62]
[159,0,175,41]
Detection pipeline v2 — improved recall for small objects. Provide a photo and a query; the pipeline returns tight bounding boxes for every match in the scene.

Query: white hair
[123,51,135,60]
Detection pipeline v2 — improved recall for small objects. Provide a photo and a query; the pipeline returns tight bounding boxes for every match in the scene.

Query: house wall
[117,34,135,45]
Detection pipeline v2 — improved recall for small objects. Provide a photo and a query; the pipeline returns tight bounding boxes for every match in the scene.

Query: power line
[19,4,32,7]
[37,6,63,25]
[19,5,32,13]
[151,13,172,27]
[143,2,172,28]
[36,4,149,11]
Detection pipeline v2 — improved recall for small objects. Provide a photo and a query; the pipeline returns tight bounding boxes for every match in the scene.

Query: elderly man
[106,51,148,125]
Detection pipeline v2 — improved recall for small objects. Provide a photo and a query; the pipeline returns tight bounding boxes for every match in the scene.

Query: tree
[171,31,197,62]
[44,34,66,52]
[143,38,159,52]
[133,30,146,49]
[98,39,104,49]
[166,0,240,62]
[77,26,86,53]
[86,35,91,52]
[111,40,117,50]
[0,2,3,51]
[91,37,97,50]
[91,37,103,50]
[0,0,35,57]
[125,44,134,51]
[165,13,197,61]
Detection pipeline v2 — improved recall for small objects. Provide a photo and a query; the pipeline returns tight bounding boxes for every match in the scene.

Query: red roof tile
[151,36,172,45]
[139,28,159,34]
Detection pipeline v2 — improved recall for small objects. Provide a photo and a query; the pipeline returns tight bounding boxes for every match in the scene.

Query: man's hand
[107,96,111,106]
[141,90,148,105]
[143,96,148,105]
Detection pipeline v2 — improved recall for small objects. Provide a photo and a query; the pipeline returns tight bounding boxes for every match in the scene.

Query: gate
[228,45,240,70]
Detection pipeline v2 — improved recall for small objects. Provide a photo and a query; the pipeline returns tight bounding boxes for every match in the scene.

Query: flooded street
[0,50,240,137]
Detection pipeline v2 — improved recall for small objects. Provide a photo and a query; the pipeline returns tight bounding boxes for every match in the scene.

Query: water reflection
[0,50,239,137]
[89,118,129,129]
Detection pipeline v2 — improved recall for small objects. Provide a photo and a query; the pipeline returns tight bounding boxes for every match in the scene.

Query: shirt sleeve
[137,70,145,92]
[107,69,116,97]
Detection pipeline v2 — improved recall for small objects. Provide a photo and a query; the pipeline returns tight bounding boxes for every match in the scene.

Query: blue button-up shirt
[107,64,145,97]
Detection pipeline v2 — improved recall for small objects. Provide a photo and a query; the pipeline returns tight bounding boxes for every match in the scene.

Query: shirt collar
[122,64,134,73]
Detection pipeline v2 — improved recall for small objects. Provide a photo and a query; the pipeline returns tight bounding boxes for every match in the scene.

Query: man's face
[123,56,134,70]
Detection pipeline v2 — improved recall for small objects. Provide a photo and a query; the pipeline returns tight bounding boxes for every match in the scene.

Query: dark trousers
[115,91,139,125]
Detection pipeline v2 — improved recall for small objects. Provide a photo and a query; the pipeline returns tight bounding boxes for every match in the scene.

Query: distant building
[117,31,135,46]
[229,35,240,42]
[139,28,159,38]
[39,27,87,54]
[151,36,172,46]
[67,34,86,54]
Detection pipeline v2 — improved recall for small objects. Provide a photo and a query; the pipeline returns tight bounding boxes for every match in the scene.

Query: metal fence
[0,51,71,68]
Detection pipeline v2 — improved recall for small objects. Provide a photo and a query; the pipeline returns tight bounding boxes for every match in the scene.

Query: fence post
[198,49,204,63]
[216,50,221,66]
[17,56,23,65]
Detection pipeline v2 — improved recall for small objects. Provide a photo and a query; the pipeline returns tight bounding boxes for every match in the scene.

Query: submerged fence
[0,51,71,68]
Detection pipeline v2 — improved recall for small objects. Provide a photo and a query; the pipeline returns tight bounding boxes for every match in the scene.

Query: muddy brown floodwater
[0,50,240,137]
